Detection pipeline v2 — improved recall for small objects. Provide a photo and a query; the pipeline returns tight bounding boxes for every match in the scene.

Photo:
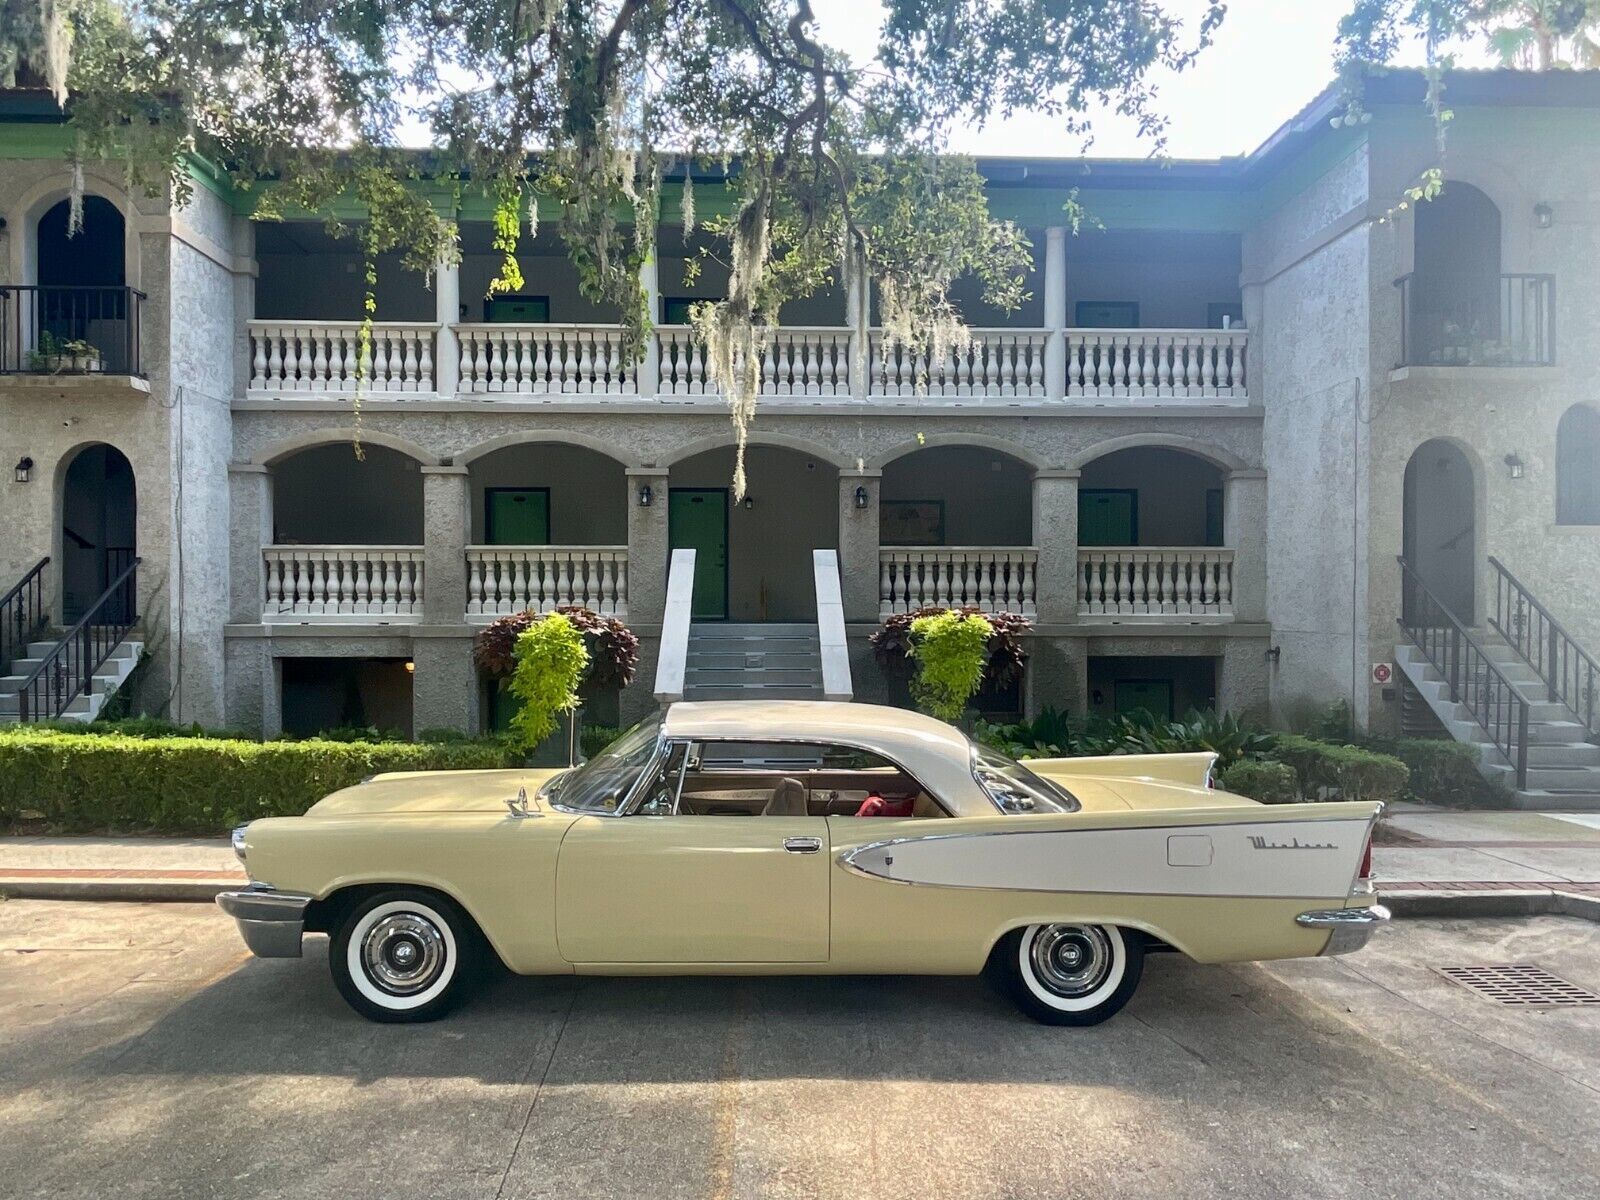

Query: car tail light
[1357,832,1373,881]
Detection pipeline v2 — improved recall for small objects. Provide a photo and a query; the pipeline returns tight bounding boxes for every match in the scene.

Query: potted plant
[474,606,640,764]
[871,605,1031,724]
[27,332,103,374]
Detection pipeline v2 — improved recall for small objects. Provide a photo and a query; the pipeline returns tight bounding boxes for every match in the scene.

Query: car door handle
[783,836,823,854]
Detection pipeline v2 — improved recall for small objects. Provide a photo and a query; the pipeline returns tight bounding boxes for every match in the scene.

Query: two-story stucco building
[3,70,1597,802]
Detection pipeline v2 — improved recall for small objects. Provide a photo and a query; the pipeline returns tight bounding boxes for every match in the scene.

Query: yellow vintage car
[219,701,1388,1025]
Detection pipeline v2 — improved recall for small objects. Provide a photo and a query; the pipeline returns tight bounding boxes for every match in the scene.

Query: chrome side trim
[216,888,313,959]
[1296,904,1391,956]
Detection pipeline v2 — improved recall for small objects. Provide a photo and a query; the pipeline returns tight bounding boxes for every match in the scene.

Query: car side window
[663,740,948,818]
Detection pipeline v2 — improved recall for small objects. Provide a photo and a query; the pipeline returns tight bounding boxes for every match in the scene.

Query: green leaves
[906,610,992,722]
[506,612,590,750]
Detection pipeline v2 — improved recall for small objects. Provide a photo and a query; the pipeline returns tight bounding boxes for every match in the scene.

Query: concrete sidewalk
[4,807,1600,910]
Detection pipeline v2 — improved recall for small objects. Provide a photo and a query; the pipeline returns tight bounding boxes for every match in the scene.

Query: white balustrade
[455,324,637,395]
[1065,329,1248,401]
[262,546,424,622]
[248,323,437,395]
[870,330,1049,398]
[878,548,1039,617]
[1077,548,1235,619]
[658,327,851,397]
[465,546,629,619]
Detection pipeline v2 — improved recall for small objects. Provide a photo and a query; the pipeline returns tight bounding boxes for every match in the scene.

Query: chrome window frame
[546,724,669,818]
[969,743,1081,815]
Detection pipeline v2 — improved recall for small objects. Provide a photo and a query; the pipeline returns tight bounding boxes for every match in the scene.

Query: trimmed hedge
[1217,758,1300,804]
[1365,737,1505,807]
[1270,734,1409,803]
[0,729,522,835]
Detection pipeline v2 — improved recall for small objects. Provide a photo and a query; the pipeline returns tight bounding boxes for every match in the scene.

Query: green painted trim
[987,185,1250,232]
[0,123,74,158]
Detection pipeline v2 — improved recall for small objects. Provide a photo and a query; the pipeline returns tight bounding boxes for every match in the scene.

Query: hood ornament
[506,786,538,819]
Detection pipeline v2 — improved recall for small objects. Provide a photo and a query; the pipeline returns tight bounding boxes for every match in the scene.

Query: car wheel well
[305,884,502,966]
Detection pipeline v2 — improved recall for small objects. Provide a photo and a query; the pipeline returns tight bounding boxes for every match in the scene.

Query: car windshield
[544,716,662,813]
[971,745,1079,814]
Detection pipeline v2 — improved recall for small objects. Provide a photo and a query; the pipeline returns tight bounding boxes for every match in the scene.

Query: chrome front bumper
[1296,905,1392,956]
[216,887,313,958]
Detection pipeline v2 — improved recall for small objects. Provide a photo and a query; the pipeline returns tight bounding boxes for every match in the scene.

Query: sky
[807,0,1488,160]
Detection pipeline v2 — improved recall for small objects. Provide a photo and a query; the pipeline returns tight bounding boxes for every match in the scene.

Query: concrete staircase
[0,636,144,724]
[682,623,825,701]
[1395,631,1600,810]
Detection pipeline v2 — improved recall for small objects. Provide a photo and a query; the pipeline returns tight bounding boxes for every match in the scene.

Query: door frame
[1078,488,1140,547]
[668,487,730,620]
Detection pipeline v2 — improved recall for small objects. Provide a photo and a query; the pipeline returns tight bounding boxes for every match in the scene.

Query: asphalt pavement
[2,899,1599,1199]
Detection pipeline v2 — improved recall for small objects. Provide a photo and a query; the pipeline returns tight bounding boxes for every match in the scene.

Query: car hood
[306,768,570,816]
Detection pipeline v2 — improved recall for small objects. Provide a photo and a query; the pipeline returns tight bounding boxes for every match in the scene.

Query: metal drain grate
[1436,963,1600,1007]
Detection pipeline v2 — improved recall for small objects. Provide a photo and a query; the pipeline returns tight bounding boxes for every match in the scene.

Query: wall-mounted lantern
[13,456,32,484]
[1534,202,1554,229]
[853,485,870,510]
[1504,452,1526,480]
[637,484,653,508]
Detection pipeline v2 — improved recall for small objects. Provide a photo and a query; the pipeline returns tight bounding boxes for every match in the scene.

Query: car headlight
[231,823,249,864]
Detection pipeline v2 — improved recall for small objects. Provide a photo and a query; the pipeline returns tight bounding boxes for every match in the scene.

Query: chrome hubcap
[1029,925,1114,998]
[361,912,447,995]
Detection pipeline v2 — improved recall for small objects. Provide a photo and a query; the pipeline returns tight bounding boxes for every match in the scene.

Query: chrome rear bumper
[1296,905,1391,956]
[217,887,313,958]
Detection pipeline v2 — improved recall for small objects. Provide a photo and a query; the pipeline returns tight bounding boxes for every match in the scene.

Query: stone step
[1486,763,1600,792]
[689,622,816,637]
[1509,789,1600,811]
[683,683,823,701]
[684,651,821,671]
[684,667,823,686]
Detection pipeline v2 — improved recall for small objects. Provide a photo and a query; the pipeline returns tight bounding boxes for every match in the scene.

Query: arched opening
[1077,446,1226,548]
[1407,182,1517,367]
[29,197,135,374]
[269,444,424,544]
[1557,404,1600,526]
[467,443,627,546]
[880,445,1034,547]
[1403,439,1477,623]
[60,444,137,622]
[669,445,839,621]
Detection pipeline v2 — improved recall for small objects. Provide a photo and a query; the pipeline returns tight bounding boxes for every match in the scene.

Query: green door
[485,488,550,545]
[484,295,550,323]
[669,489,728,619]
[1078,490,1138,547]
[1115,679,1174,721]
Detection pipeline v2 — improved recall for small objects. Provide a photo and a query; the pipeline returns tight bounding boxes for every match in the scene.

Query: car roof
[661,701,990,814]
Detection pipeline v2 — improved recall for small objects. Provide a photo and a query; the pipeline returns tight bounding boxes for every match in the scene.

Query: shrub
[474,606,639,688]
[1090,709,1276,765]
[972,705,1074,758]
[871,606,1030,688]
[580,724,623,759]
[1218,758,1300,804]
[0,729,522,834]
[1367,737,1505,807]
[906,611,992,721]
[1271,734,1409,802]
[507,613,589,749]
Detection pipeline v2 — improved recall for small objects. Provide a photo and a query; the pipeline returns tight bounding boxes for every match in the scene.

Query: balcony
[0,285,147,381]
[249,322,438,395]
[262,545,425,624]
[878,547,1039,618]
[1077,548,1235,622]
[1395,273,1555,368]
[465,546,629,620]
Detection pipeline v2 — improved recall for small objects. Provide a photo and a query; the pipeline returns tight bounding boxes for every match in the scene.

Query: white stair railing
[878,547,1039,617]
[454,324,637,395]
[654,548,697,703]
[813,549,853,701]
[248,322,437,394]
[464,546,629,619]
[262,546,425,621]
[1077,548,1235,618]
[1065,329,1248,401]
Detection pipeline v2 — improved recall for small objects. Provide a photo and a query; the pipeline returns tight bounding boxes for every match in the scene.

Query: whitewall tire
[330,890,478,1023]
[995,923,1144,1026]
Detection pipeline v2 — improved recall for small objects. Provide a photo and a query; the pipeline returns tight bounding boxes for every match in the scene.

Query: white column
[638,253,661,398]
[435,251,461,399]
[1043,226,1067,402]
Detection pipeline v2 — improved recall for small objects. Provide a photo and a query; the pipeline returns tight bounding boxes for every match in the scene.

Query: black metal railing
[1399,556,1530,790]
[1396,272,1555,368]
[0,284,146,377]
[1,557,50,679]
[14,557,139,723]
[1490,556,1598,739]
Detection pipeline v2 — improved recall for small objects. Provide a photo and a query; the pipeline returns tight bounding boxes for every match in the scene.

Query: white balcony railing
[262,545,425,622]
[465,546,629,619]
[870,330,1049,398]
[456,324,638,395]
[878,547,1039,617]
[1077,548,1235,619]
[248,322,437,395]
[658,326,852,397]
[1065,329,1247,401]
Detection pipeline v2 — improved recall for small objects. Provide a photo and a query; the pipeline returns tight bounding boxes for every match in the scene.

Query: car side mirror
[506,786,539,819]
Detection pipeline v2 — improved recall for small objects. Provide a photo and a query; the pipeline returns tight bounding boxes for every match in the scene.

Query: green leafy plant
[475,606,639,689]
[1218,758,1301,804]
[972,706,1075,758]
[872,606,1030,689]
[906,611,992,722]
[1366,736,1507,807]
[1103,709,1277,765]
[506,612,589,750]
[1271,734,1410,803]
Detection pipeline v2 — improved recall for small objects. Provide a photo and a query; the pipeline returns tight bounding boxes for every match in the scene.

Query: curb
[1382,888,1600,922]
[0,878,237,903]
